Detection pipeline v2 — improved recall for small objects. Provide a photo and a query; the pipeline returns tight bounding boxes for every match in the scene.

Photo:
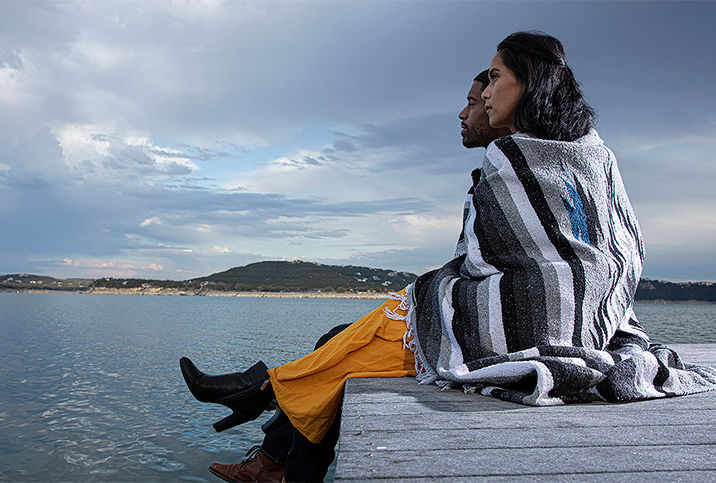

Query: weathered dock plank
[335,343,716,481]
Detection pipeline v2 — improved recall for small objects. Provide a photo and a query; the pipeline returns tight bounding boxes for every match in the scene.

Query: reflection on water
[0,294,714,481]
[0,293,380,481]
[634,301,716,344]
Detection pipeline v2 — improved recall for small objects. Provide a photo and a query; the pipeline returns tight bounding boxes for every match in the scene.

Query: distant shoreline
[1,288,715,303]
[0,287,389,299]
[633,299,716,305]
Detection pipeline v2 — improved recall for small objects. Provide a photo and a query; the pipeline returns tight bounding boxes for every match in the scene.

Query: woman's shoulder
[506,128,603,147]
[485,129,612,173]
[484,130,610,170]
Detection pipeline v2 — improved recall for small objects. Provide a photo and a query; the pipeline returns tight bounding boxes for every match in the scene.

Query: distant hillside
[0,274,92,291]
[3,265,716,302]
[191,260,417,293]
[635,279,716,302]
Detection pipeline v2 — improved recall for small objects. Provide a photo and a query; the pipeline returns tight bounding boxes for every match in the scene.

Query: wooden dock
[335,344,716,481]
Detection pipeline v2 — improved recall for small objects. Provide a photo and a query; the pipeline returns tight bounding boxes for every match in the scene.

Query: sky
[1,0,715,282]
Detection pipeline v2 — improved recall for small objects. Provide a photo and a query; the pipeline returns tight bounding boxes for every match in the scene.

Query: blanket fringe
[383,290,409,321]
[385,284,439,385]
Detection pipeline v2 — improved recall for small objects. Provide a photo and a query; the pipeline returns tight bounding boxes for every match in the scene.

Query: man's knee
[314,323,351,350]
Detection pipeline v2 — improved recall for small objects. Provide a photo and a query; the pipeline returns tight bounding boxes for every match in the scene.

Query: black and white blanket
[393,130,716,405]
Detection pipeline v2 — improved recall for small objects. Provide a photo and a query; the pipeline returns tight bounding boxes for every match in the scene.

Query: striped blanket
[398,130,716,405]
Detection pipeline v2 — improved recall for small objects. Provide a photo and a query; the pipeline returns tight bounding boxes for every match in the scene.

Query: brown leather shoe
[208,446,284,483]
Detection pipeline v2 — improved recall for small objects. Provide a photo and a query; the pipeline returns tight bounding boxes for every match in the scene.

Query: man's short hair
[473,70,490,91]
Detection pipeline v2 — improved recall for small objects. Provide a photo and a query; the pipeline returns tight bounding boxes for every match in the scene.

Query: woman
[181,31,716,482]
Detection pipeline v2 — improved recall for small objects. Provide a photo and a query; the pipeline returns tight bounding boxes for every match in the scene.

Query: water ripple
[0,293,377,481]
[2,294,711,481]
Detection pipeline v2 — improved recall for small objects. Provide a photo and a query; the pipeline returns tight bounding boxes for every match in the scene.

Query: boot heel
[213,411,247,432]
[261,406,289,434]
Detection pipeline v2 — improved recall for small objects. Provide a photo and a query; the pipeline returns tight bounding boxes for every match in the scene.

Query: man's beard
[462,126,488,149]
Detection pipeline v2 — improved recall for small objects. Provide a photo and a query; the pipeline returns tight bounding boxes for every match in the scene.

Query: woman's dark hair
[496,31,596,141]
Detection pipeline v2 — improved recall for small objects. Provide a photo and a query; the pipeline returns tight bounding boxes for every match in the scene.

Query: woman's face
[482,52,524,133]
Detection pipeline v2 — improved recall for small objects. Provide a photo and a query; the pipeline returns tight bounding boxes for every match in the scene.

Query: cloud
[43,257,164,279]
[0,115,455,279]
[1,1,716,282]
[1,126,66,187]
[140,217,162,228]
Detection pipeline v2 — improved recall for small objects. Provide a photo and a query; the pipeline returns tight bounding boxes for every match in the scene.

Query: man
[460,70,512,149]
[205,71,511,483]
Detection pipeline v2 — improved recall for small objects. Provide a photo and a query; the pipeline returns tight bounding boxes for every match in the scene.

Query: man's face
[459,81,504,148]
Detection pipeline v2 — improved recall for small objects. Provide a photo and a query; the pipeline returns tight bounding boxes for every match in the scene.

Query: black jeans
[261,323,351,482]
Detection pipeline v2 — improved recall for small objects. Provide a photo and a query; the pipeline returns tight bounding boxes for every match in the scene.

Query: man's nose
[458,107,467,120]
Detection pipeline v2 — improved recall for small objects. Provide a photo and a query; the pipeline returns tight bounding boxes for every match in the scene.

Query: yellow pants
[266,291,416,444]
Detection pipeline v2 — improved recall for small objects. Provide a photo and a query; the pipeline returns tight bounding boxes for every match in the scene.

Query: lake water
[1,293,715,482]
